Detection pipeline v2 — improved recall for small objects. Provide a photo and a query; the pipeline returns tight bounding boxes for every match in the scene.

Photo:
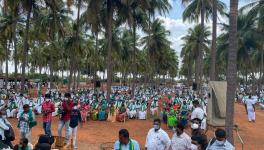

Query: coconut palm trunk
[225,0,238,144]
[261,45,264,86]
[197,0,205,93]
[106,0,114,101]
[77,69,80,89]
[5,41,10,89]
[132,20,136,98]
[21,1,32,92]
[210,0,217,81]
[12,11,18,91]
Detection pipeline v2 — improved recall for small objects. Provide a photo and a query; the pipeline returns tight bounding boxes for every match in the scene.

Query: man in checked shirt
[41,93,55,136]
[58,92,74,145]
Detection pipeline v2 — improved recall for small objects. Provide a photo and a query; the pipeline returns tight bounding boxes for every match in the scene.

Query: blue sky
[167,0,249,19]
[157,0,250,59]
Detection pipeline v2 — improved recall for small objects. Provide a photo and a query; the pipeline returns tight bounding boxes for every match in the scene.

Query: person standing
[206,128,234,150]
[244,94,257,122]
[191,100,206,130]
[17,104,37,143]
[41,94,55,136]
[114,129,140,150]
[69,103,82,149]
[145,118,171,150]
[171,123,192,150]
[58,93,74,144]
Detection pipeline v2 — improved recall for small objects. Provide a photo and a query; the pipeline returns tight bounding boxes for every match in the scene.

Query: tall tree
[225,0,238,144]
[210,0,217,80]
[182,0,225,91]
[241,0,264,88]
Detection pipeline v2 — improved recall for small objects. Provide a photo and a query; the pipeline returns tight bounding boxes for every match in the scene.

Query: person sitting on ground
[206,128,234,150]
[116,102,127,122]
[114,129,140,150]
[34,134,51,150]
[14,138,33,150]
[6,97,17,118]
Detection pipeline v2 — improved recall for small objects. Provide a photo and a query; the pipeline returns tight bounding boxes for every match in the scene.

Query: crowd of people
[0,84,250,149]
[115,119,234,150]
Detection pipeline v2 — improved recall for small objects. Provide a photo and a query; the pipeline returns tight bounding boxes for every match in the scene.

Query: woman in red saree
[116,103,127,122]
[80,101,90,122]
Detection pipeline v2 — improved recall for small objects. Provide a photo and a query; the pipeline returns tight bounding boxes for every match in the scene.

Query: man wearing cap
[41,94,55,136]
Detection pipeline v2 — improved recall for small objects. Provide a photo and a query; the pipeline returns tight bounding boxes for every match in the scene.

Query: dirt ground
[9,87,264,150]
[8,102,263,150]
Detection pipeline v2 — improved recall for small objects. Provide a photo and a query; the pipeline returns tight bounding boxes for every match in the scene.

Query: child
[69,103,82,149]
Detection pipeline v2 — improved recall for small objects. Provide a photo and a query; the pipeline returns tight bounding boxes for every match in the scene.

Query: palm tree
[20,0,36,91]
[141,19,171,86]
[225,0,239,144]
[182,0,225,91]
[217,13,259,84]
[240,0,264,87]
[0,5,13,89]
[180,25,211,84]
[117,0,149,97]
[3,0,20,90]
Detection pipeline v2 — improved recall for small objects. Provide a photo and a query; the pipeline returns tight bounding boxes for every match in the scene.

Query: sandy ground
[10,87,264,149]
[8,102,264,150]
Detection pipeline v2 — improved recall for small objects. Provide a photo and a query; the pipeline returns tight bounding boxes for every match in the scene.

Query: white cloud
[157,16,194,56]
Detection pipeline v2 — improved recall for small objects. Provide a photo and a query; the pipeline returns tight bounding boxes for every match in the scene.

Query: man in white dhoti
[145,118,171,150]
[245,95,257,122]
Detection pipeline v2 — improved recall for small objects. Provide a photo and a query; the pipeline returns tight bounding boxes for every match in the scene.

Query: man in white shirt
[191,100,206,130]
[145,118,171,150]
[171,123,192,150]
[245,94,257,122]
